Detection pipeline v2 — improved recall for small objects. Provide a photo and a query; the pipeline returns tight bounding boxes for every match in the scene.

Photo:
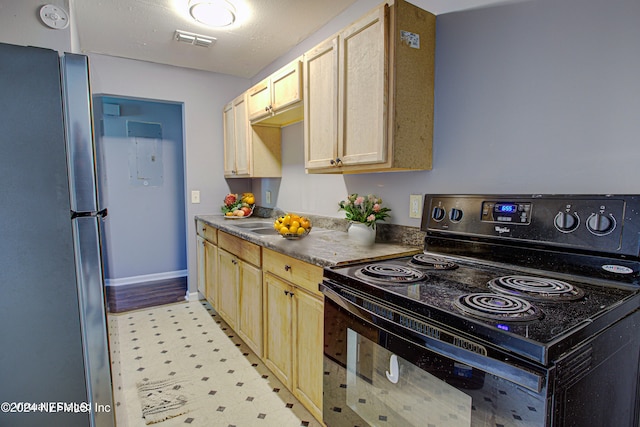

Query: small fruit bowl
[281,228,311,240]
[224,205,254,219]
[273,213,312,239]
[221,192,255,219]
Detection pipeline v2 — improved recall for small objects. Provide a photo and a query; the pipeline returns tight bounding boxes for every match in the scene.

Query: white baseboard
[105,270,188,287]
[188,291,202,301]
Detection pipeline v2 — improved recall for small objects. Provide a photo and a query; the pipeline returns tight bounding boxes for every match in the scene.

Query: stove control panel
[422,194,640,257]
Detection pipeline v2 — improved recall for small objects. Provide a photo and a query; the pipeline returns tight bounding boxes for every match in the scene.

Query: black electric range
[324,252,639,365]
[321,194,640,426]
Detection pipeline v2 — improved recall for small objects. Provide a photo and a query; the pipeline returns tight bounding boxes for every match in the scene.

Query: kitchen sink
[250,227,279,235]
[232,221,274,229]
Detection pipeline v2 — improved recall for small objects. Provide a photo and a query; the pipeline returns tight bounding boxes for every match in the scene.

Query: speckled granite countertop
[196,214,422,267]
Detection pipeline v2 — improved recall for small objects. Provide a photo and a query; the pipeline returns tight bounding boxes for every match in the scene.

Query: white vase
[348,222,376,246]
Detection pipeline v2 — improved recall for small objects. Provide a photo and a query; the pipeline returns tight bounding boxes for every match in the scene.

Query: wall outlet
[265,190,271,205]
[191,190,200,204]
[409,194,422,218]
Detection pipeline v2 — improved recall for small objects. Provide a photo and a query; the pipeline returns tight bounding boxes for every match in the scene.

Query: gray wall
[432,0,640,193]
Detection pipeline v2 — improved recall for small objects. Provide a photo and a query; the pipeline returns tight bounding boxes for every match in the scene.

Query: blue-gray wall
[431,0,640,193]
[95,96,186,283]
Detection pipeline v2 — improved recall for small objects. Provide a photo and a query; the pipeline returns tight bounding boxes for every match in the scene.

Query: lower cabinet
[196,219,218,307]
[196,227,324,423]
[217,231,263,357]
[263,248,324,422]
[217,249,239,329]
[203,239,218,308]
[237,259,262,356]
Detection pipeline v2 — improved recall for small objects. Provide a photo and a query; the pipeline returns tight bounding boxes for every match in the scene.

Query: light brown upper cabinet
[247,58,303,127]
[223,93,282,178]
[303,0,436,173]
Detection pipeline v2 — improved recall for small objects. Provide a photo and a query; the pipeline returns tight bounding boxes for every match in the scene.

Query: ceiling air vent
[174,30,216,48]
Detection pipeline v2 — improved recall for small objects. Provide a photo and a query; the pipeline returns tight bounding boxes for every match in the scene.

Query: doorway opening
[93,95,187,312]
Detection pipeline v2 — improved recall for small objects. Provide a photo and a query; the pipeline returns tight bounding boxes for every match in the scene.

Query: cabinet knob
[335,158,342,165]
[284,265,291,272]
[265,106,269,112]
[284,290,290,296]
[232,259,238,265]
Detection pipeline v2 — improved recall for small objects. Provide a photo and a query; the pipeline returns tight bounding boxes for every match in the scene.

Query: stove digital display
[495,203,517,213]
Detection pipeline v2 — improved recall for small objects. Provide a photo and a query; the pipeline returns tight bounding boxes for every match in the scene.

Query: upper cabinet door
[248,59,304,126]
[222,101,236,175]
[247,78,271,122]
[270,60,302,113]
[223,94,250,177]
[338,5,388,166]
[303,36,339,170]
[233,95,250,175]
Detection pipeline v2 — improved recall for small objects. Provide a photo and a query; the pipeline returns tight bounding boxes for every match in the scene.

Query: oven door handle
[322,283,545,393]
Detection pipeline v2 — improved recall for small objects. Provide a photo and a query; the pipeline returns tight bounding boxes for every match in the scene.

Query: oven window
[346,328,472,426]
[323,299,547,427]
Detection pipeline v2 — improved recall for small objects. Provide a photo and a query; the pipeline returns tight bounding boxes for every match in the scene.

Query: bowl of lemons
[273,213,312,239]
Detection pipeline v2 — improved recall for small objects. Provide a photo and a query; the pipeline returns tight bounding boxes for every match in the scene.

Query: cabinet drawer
[197,220,217,244]
[218,231,261,266]
[263,248,323,297]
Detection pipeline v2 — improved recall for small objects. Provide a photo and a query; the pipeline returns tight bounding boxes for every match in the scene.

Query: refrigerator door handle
[71,208,108,219]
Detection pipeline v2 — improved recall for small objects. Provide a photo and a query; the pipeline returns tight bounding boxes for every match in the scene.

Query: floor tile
[109,300,322,427]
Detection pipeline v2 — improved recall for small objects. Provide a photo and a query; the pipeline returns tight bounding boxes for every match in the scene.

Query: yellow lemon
[289,225,298,234]
[273,222,281,231]
[291,220,300,229]
[296,227,306,235]
[279,226,289,235]
[283,215,292,226]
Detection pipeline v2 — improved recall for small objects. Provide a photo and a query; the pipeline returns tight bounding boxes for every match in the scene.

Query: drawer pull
[284,265,292,272]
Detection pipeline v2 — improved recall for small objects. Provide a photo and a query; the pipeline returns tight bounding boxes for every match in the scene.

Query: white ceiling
[71,0,512,79]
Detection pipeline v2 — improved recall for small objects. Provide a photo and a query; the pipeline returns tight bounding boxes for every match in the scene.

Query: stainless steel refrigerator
[0,43,115,427]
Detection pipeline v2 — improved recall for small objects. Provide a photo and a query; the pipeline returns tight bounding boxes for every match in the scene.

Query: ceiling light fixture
[189,0,236,27]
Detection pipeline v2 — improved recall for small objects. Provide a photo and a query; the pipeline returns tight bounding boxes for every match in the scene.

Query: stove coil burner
[355,264,426,285]
[409,254,458,270]
[488,275,585,302]
[454,293,543,322]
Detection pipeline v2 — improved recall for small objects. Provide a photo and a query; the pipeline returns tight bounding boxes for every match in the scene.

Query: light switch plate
[191,190,200,204]
[409,194,422,218]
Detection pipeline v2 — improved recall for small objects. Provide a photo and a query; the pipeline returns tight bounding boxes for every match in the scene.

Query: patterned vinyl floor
[108,300,323,427]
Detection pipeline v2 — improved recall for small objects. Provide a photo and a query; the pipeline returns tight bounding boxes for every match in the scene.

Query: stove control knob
[586,213,615,235]
[449,208,463,222]
[432,206,446,222]
[554,212,579,233]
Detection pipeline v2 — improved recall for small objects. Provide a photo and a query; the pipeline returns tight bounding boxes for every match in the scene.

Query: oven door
[322,281,549,427]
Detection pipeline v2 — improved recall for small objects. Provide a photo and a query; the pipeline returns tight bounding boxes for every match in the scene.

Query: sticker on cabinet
[400,30,420,48]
